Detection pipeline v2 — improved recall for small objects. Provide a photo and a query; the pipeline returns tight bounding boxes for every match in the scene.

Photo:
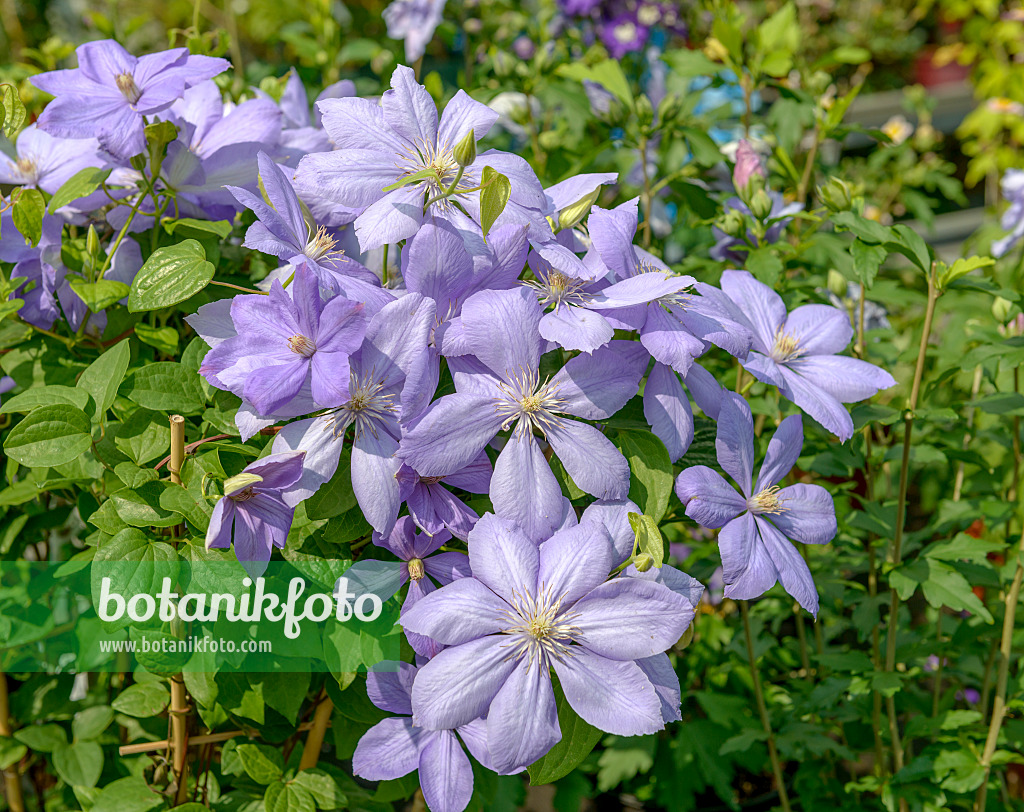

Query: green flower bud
[453,129,477,168]
[633,553,655,572]
[818,177,852,212]
[657,92,683,125]
[749,189,774,221]
[992,296,1014,324]
[634,94,654,129]
[827,269,848,298]
[86,225,101,260]
[717,209,746,239]
[677,622,695,650]
[558,187,601,232]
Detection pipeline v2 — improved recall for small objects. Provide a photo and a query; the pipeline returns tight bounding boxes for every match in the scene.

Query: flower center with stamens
[419,475,445,485]
[527,270,590,310]
[407,558,425,580]
[398,138,464,197]
[229,487,257,502]
[500,586,581,669]
[770,328,803,363]
[287,334,316,357]
[325,371,397,439]
[115,73,143,104]
[494,368,567,440]
[304,225,341,261]
[748,485,786,515]
[15,157,37,180]
[613,22,638,43]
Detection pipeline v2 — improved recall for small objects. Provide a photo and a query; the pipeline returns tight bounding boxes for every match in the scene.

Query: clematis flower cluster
[5,43,900,810]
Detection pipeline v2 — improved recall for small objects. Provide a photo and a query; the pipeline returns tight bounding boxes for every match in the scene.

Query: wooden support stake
[0,670,25,812]
[168,415,190,806]
[298,690,334,771]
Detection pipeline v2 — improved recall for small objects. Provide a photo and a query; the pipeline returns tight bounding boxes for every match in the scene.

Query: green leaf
[0,736,27,770]
[237,743,285,785]
[90,776,167,812]
[11,188,45,246]
[121,362,205,414]
[164,218,233,239]
[68,279,130,312]
[1,84,27,139]
[134,323,180,356]
[938,256,995,289]
[13,724,67,753]
[113,408,170,465]
[612,430,673,522]
[528,681,603,785]
[746,247,784,287]
[111,682,170,718]
[757,2,799,54]
[128,240,214,312]
[832,211,892,244]
[920,560,993,622]
[0,384,90,414]
[889,224,932,273]
[558,59,633,106]
[3,404,92,467]
[924,533,1005,565]
[479,166,511,238]
[48,167,112,213]
[52,740,103,787]
[78,339,132,417]
[850,240,886,288]
[305,450,356,520]
[72,706,114,741]
[661,49,720,78]
[292,769,348,810]
[265,781,315,812]
[627,511,664,568]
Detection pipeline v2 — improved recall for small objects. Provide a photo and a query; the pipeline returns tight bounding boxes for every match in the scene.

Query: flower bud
[86,224,101,260]
[818,177,852,212]
[634,94,654,129]
[704,37,729,63]
[717,209,746,238]
[827,269,848,298]
[633,553,655,572]
[749,189,774,221]
[453,129,477,168]
[992,296,1014,324]
[558,187,601,232]
[677,621,695,650]
[732,140,766,197]
[657,92,683,124]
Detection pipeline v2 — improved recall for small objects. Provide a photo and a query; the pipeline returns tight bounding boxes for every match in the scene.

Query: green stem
[209,280,266,295]
[741,601,792,812]
[884,265,940,779]
[639,134,653,250]
[382,244,390,287]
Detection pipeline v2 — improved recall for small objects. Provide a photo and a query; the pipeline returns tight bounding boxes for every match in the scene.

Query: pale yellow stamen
[115,73,142,104]
[748,485,786,515]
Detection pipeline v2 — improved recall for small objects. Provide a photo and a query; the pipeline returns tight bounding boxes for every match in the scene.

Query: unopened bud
[827,269,848,298]
[717,209,746,238]
[634,94,654,128]
[749,189,774,221]
[818,177,852,212]
[634,553,655,572]
[453,129,477,168]
[704,37,730,63]
[86,225,101,259]
[992,296,1014,324]
[733,140,766,197]
[657,92,683,124]
[558,187,601,231]
[677,622,695,650]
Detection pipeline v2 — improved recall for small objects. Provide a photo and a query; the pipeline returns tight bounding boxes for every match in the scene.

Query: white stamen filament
[287,334,316,357]
[526,270,590,310]
[748,485,787,515]
[323,370,396,439]
[770,327,804,363]
[494,367,567,440]
[304,224,342,262]
[499,584,581,669]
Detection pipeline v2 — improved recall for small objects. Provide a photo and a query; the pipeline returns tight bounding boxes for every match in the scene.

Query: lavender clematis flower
[993,169,1024,257]
[401,513,696,773]
[400,287,648,541]
[2,209,64,329]
[227,151,389,305]
[372,517,472,657]
[601,14,650,58]
[199,263,366,415]
[396,450,492,540]
[272,293,436,535]
[353,661,494,812]
[644,360,725,462]
[0,125,106,197]
[265,71,356,161]
[32,40,228,159]
[675,393,837,615]
[164,80,281,160]
[714,270,897,440]
[383,0,448,63]
[206,451,305,578]
[588,199,753,370]
[295,65,546,251]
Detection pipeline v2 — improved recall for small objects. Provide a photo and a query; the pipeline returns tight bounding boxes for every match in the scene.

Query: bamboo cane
[168,416,190,806]
[298,690,334,770]
[0,670,25,812]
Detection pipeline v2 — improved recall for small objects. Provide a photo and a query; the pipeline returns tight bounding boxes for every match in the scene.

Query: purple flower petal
[400,393,505,477]
[366,661,417,715]
[539,306,615,353]
[486,661,560,774]
[400,578,508,645]
[538,521,615,606]
[467,513,540,604]
[545,418,630,500]
[552,649,664,735]
[551,340,648,420]
[352,429,402,535]
[644,362,693,462]
[490,434,564,543]
[462,287,542,380]
[636,654,682,723]
[719,512,779,601]
[770,484,837,546]
[352,717,423,780]
[754,414,803,493]
[719,270,786,352]
[756,516,819,615]
[419,730,474,812]
[783,304,853,356]
[792,355,898,403]
[778,366,854,441]
[675,465,746,528]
